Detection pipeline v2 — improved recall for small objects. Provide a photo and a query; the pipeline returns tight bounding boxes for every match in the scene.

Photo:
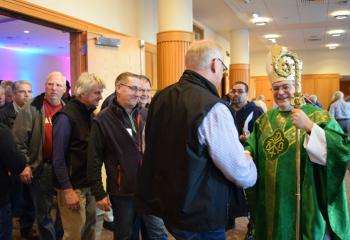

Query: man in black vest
[52,72,105,240]
[135,40,257,239]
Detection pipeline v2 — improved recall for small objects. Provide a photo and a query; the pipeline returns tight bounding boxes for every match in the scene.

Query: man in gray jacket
[12,71,66,240]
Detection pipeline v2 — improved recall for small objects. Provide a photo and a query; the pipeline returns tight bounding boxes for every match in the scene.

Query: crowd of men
[1,40,350,240]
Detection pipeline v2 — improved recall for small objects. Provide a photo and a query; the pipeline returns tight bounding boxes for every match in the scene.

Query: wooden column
[157,31,193,89]
[229,63,249,88]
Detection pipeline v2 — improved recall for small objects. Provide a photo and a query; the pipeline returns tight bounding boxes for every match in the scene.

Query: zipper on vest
[117,165,121,192]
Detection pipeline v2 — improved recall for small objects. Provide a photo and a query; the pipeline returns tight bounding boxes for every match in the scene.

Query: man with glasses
[13,72,66,240]
[245,45,350,239]
[230,81,264,143]
[135,40,257,239]
[0,80,36,239]
[87,72,167,240]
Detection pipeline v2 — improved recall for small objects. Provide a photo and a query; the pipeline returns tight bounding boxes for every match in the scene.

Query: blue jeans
[110,195,139,240]
[166,226,225,240]
[0,203,12,240]
[29,163,63,240]
[140,214,167,240]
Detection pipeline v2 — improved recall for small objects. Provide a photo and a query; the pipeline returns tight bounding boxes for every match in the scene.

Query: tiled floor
[12,171,350,240]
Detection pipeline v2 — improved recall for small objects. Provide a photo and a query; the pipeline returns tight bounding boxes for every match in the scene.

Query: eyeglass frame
[215,58,228,71]
[119,83,150,94]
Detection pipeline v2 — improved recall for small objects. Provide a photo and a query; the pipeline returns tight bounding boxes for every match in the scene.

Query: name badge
[126,128,133,136]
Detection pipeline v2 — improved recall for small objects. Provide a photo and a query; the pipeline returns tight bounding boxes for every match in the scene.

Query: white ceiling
[0,15,69,56]
[193,0,350,52]
[0,0,349,55]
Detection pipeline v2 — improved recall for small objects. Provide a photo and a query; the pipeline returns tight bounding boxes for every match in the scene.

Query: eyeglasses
[215,58,228,71]
[272,84,292,92]
[120,83,143,93]
[16,90,33,94]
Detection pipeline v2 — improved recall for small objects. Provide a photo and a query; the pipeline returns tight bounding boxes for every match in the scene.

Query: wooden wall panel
[157,31,193,89]
[145,43,157,95]
[302,74,339,108]
[250,76,273,109]
[87,32,144,110]
[340,81,350,98]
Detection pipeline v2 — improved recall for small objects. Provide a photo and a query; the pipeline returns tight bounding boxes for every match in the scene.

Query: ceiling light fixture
[327,29,345,36]
[326,43,339,49]
[330,10,350,19]
[252,12,259,18]
[251,17,270,26]
[23,30,30,34]
[264,34,280,39]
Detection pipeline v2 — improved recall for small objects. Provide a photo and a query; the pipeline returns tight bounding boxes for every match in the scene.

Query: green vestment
[245,104,350,240]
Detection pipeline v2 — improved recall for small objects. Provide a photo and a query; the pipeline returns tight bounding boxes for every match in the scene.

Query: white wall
[193,20,230,65]
[250,48,350,76]
[26,0,138,37]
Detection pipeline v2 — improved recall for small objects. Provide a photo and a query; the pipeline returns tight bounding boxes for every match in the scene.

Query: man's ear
[210,59,216,73]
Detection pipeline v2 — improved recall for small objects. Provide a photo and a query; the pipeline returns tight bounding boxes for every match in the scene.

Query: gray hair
[333,91,344,101]
[74,72,106,97]
[14,80,32,92]
[46,71,66,86]
[185,40,224,70]
[0,86,4,94]
[140,74,152,87]
[0,80,14,91]
[115,72,140,85]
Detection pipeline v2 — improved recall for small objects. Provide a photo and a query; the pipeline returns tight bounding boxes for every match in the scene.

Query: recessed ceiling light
[330,10,350,19]
[264,34,280,39]
[23,30,30,34]
[326,43,339,49]
[251,17,270,26]
[252,12,259,18]
[327,29,345,37]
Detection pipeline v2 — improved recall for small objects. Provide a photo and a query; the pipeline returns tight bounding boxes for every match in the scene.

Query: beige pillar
[157,0,194,89]
[229,29,250,88]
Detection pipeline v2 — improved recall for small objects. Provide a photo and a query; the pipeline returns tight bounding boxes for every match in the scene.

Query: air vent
[299,0,326,5]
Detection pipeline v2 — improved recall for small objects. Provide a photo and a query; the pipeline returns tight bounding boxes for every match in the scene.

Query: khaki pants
[57,188,96,240]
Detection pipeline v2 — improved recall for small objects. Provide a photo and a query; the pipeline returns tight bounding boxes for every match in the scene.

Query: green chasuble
[245,104,350,240]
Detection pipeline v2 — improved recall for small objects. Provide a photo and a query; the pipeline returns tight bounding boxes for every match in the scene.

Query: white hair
[185,40,223,70]
[75,72,106,97]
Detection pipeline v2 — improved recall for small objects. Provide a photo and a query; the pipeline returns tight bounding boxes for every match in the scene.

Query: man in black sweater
[52,72,105,240]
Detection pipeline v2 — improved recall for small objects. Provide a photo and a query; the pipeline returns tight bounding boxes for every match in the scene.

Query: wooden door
[87,32,145,109]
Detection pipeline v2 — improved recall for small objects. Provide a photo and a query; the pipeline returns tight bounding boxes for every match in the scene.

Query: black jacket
[87,100,147,201]
[135,70,236,231]
[0,102,16,129]
[0,123,26,206]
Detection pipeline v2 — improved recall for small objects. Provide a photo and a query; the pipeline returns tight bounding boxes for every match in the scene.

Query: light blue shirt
[329,100,350,120]
[198,102,257,189]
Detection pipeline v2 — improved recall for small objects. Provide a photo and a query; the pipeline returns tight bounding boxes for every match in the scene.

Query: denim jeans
[110,195,138,240]
[140,214,167,240]
[166,226,225,240]
[0,203,12,240]
[29,163,63,240]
